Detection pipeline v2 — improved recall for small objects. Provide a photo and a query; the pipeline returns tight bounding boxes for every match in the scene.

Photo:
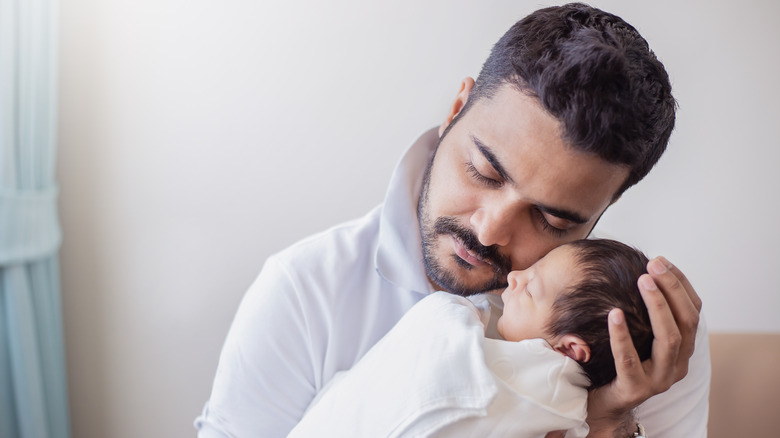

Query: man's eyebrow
[536,204,589,225]
[472,135,514,184]
[471,134,589,225]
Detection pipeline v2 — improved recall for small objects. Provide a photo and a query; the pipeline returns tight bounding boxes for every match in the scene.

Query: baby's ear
[552,334,591,363]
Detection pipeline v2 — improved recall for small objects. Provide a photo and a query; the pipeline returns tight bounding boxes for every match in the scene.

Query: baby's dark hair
[546,239,653,389]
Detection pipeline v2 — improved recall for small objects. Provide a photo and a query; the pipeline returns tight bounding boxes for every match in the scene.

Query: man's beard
[417,153,512,296]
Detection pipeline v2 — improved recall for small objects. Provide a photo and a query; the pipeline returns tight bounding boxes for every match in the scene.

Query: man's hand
[586,256,702,437]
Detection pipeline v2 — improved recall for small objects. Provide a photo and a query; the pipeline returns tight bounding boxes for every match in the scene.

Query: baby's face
[497,245,579,343]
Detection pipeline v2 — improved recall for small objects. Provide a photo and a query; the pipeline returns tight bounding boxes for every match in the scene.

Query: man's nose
[470,203,514,248]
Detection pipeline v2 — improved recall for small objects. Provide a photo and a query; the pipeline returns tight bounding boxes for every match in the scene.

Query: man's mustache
[433,217,512,275]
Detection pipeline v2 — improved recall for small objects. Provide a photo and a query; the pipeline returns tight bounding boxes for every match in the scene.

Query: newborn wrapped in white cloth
[288,292,589,438]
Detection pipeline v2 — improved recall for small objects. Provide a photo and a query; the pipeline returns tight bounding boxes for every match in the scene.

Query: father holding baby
[196,3,709,437]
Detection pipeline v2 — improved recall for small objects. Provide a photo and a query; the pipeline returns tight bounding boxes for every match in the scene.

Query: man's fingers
[657,256,702,311]
[647,258,700,329]
[647,257,700,374]
[638,274,681,391]
[608,308,646,393]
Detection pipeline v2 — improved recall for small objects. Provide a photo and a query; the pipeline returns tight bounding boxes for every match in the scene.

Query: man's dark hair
[453,3,676,197]
[546,239,654,389]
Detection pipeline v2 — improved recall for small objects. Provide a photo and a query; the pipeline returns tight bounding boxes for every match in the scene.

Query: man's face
[418,82,629,296]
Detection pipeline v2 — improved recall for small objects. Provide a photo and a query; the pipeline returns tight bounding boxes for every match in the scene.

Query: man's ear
[438,77,475,137]
[553,334,591,363]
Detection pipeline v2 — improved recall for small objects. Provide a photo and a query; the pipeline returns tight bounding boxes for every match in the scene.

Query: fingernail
[640,275,657,290]
[658,255,673,269]
[649,258,667,275]
[610,309,625,324]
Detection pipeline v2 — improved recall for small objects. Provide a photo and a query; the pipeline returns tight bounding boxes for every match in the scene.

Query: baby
[498,238,653,388]
[289,238,654,437]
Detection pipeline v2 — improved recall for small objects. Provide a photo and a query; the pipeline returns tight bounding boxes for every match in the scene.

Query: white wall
[57,1,780,437]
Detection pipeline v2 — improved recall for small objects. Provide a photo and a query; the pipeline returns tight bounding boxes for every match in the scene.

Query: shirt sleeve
[194,255,319,438]
[635,312,712,438]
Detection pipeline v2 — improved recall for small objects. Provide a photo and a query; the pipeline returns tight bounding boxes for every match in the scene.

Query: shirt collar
[375,127,439,295]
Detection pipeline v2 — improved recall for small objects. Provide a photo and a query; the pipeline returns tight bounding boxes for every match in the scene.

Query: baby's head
[496,238,653,389]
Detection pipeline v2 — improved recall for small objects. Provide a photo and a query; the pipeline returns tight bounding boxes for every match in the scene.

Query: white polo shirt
[195,128,710,437]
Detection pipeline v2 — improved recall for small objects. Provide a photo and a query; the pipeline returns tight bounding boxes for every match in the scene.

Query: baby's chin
[495,317,506,340]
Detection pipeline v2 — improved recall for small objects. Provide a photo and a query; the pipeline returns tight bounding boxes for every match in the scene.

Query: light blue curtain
[0,0,71,437]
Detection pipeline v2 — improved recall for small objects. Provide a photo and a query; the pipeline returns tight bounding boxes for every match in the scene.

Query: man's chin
[446,284,502,297]
[421,237,508,295]
[428,266,506,297]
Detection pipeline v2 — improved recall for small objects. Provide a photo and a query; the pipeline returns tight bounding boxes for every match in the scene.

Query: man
[196,3,709,437]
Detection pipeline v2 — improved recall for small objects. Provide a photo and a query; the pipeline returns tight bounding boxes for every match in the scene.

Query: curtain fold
[0,0,71,436]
